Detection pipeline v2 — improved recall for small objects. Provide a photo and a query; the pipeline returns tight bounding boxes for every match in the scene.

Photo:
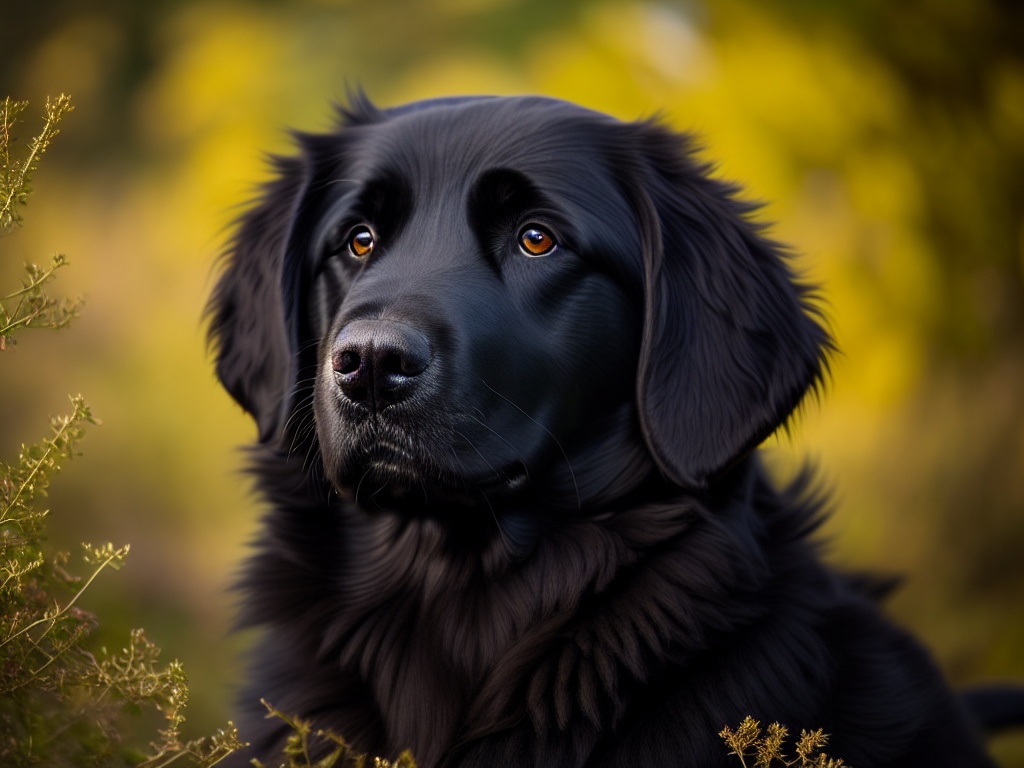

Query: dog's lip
[341,443,528,498]
[361,438,414,463]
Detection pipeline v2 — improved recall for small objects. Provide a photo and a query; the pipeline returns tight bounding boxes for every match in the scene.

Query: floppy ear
[206,155,307,443]
[625,123,832,488]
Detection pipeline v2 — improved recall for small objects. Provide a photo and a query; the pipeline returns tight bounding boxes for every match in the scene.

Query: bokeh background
[2,0,1023,762]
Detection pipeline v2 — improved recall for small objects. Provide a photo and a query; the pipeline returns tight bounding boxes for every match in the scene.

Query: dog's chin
[327,447,530,512]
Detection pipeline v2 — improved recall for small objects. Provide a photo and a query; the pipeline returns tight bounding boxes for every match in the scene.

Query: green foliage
[720,717,846,768]
[0,95,81,349]
[1,94,72,231]
[0,96,244,766]
[253,701,417,768]
[1,254,83,350]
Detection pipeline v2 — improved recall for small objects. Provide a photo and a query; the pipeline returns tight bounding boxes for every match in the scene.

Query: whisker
[283,377,317,423]
[465,412,531,485]
[478,489,512,557]
[453,430,514,554]
[480,379,580,512]
[367,480,391,510]
[281,383,323,475]
[354,466,374,507]
[454,429,504,484]
[284,392,316,440]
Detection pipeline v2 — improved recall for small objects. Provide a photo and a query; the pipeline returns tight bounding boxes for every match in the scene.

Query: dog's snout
[331,319,431,411]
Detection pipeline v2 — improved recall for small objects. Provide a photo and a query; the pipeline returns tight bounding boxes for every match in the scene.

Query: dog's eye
[518,226,557,257]
[347,225,376,259]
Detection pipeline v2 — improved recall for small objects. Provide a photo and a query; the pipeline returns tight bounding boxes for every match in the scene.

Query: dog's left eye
[518,226,557,257]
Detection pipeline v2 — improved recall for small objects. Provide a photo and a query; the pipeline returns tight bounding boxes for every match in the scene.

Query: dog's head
[208,95,829,515]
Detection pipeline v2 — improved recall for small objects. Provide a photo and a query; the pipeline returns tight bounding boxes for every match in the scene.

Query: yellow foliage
[3,2,1022,760]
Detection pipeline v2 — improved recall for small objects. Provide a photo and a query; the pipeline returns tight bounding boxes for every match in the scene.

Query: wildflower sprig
[720,716,847,768]
[253,700,417,768]
[1,94,81,349]
[102,630,246,768]
[1,93,73,231]
[1,254,83,349]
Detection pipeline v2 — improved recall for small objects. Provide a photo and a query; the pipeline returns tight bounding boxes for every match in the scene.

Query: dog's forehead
[359,97,623,189]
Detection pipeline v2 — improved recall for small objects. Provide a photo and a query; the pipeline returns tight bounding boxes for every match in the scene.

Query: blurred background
[2,0,1023,762]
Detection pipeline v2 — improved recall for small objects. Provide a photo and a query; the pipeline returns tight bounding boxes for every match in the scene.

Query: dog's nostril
[333,349,361,375]
[382,351,427,378]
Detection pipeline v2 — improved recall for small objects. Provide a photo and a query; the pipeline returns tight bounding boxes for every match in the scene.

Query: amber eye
[348,225,375,259]
[518,226,557,257]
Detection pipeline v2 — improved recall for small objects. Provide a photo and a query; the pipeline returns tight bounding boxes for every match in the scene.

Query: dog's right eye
[347,226,376,260]
[324,224,376,262]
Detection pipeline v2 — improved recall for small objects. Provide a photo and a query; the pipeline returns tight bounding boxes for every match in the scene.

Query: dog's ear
[206,155,307,443]
[624,123,832,488]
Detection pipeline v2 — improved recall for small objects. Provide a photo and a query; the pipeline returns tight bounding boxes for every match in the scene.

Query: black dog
[209,95,1005,767]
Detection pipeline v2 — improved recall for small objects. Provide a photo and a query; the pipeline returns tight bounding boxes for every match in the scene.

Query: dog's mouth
[326,424,531,508]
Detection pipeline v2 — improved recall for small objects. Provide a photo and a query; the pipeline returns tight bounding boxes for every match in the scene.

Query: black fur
[208,95,999,767]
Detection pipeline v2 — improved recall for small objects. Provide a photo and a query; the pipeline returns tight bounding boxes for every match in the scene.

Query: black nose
[331,319,431,411]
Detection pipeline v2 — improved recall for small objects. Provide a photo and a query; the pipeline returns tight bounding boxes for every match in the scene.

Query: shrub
[0,94,242,767]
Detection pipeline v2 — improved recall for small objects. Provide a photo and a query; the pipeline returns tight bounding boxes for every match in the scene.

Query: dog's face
[305,100,646,510]
[210,95,830,523]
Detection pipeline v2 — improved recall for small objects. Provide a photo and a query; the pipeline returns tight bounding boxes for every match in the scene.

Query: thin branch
[0,94,73,231]
[0,547,125,649]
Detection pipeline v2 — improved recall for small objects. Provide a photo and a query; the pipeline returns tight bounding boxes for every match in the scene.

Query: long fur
[208,95,997,767]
